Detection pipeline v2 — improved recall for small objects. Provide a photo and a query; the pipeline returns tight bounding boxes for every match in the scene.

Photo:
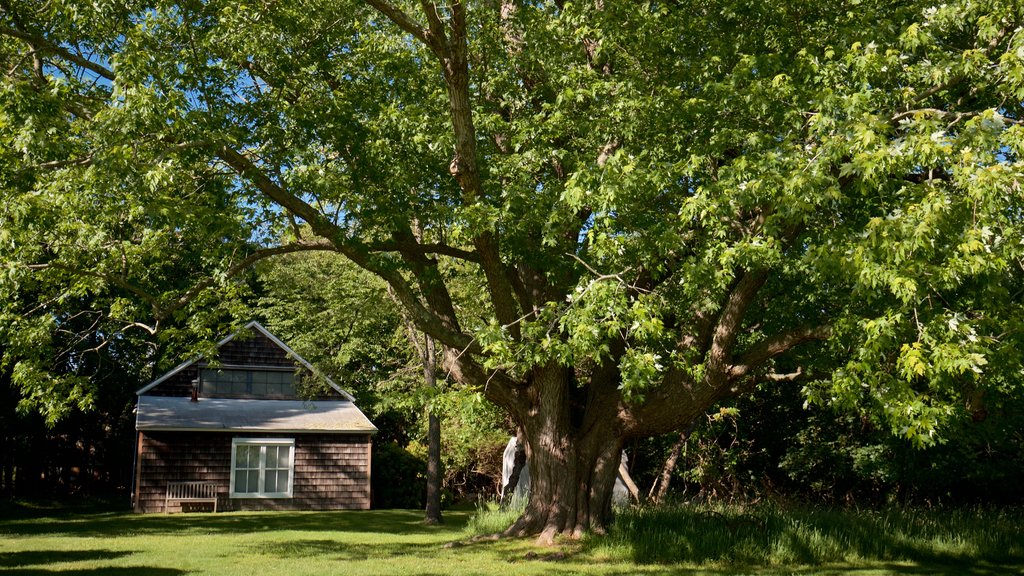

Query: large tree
[2,0,1023,541]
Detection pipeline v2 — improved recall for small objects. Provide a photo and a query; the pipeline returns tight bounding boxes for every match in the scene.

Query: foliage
[776,395,1024,505]
[428,387,509,499]
[370,442,427,509]
[256,251,409,400]
[629,382,1024,506]
[3,0,1024,534]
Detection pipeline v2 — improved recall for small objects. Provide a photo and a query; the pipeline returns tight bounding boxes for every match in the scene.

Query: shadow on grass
[254,538,458,561]
[0,568,185,575]
[0,504,469,539]
[0,550,132,567]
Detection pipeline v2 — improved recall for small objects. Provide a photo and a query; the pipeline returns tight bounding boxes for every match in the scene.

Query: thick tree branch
[367,239,480,262]
[363,0,431,47]
[0,26,116,80]
[364,0,525,340]
[216,146,335,231]
[407,0,523,336]
[418,0,451,57]
[727,325,831,380]
[625,266,778,437]
[216,145,481,354]
[159,240,337,319]
[392,225,464,335]
[703,269,769,385]
[442,345,522,412]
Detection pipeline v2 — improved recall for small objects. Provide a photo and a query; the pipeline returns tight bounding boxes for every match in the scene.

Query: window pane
[234,372,247,395]
[234,472,248,493]
[247,470,259,492]
[265,470,277,493]
[277,446,290,464]
[277,470,289,494]
[236,445,249,468]
[266,446,278,469]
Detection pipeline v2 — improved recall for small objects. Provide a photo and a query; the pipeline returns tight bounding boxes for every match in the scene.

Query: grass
[585,502,1024,572]
[0,498,1021,575]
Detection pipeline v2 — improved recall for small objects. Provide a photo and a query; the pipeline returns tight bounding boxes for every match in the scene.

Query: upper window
[201,368,297,398]
[230,438,295,498]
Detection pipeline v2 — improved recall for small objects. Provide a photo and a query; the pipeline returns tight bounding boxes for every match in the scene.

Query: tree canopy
[2,0,1023,539]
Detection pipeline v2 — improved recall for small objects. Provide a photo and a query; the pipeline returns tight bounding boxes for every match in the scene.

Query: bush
[371,442,426,509]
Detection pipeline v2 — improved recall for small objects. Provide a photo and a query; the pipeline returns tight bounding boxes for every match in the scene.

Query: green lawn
[1,501,1021,575]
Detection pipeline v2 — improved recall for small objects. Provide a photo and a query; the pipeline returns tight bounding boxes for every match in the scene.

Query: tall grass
[468,501,1024,567]
[464,500,524,536]
[592,503,1024,566]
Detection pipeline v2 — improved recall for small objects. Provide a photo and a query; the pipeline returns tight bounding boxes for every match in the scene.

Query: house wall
[135,431,371,513]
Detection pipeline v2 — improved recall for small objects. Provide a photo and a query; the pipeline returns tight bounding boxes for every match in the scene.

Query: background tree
[255,251,412,428]
[2,0,1022,541]
[255,249,507,515]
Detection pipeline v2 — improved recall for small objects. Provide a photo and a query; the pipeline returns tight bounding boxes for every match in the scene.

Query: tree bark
[423,336,443,525]
[648,430,689,503]
[388,285,443,525]
[505,422,622,543]
[495,364,625,543]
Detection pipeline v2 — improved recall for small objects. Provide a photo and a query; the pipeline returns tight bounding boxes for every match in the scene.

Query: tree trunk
[387,285,444,525]
[504,425,623,543]
[423,336,443,525]
[501,364,624,543]
[648,430,688,503]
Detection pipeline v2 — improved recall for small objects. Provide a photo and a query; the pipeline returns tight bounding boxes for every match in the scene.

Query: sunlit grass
[1,498,1021,575]
[463,500,523,536]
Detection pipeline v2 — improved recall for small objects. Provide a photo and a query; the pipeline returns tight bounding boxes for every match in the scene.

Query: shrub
[371,442,426,509]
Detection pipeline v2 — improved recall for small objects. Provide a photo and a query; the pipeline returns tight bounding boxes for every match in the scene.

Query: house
[132,321,377,513]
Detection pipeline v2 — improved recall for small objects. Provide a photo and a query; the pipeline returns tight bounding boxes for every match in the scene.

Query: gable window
[230,438,295,498]
[201,368,297,398]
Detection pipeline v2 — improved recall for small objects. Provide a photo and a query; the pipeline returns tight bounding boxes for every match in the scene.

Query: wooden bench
[165,481,219,513]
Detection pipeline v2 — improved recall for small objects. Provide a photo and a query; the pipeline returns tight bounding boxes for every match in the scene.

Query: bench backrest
[166,481,219,500]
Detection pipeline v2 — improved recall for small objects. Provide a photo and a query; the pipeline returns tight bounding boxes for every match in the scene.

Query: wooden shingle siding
[217,331,294,366]
[146,366,199,397]
[145,331,293,397]
[135,432,371,512]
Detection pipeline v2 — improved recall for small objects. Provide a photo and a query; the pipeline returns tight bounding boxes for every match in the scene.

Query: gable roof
[136,396,377,433]
[136,320,355,401]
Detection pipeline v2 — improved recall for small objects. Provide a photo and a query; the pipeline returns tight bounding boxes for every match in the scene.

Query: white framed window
[229,438,295,498]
